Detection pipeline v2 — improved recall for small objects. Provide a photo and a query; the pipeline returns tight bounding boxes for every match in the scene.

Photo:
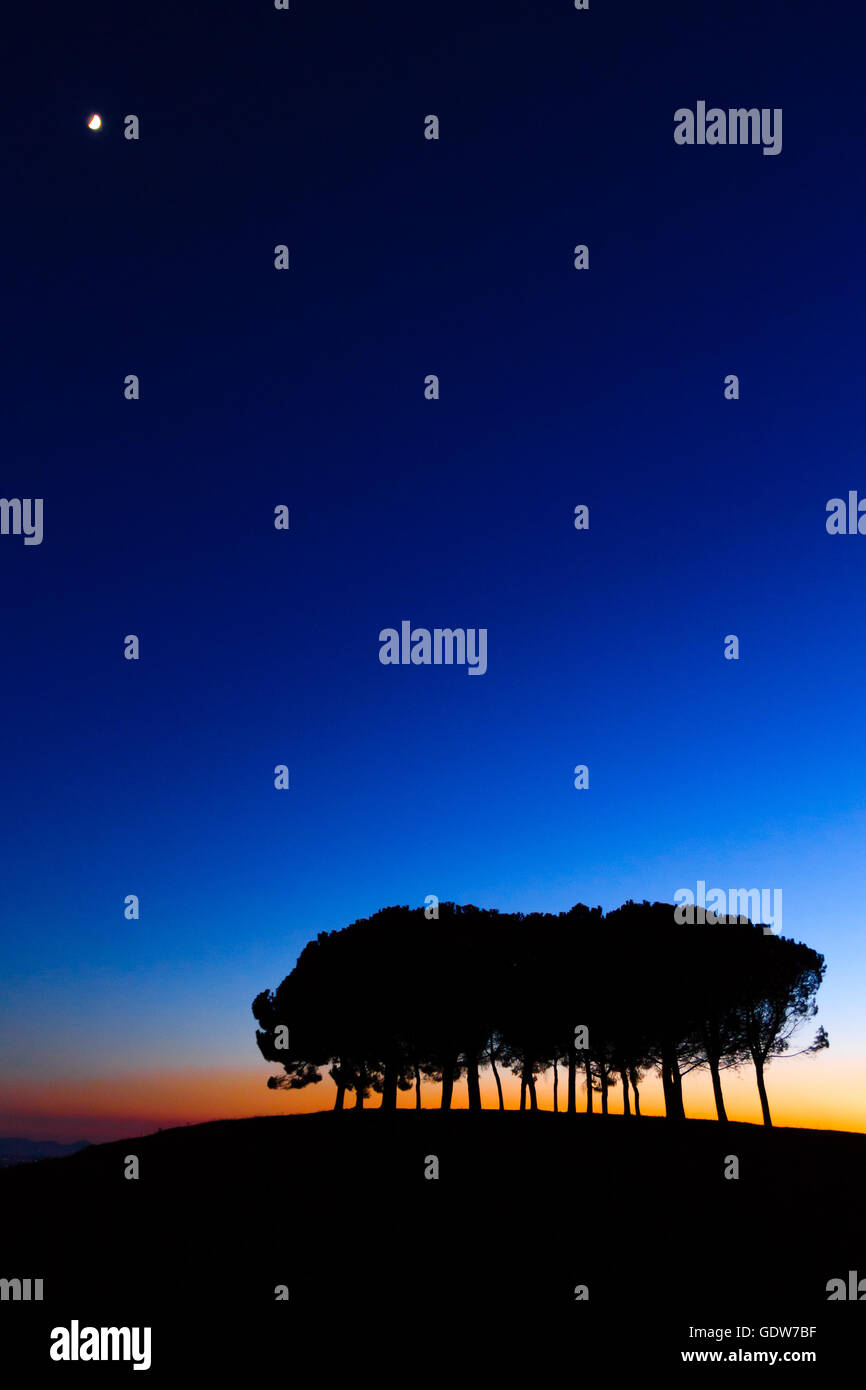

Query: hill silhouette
[2,1110,863,1374]
[1,900,853,1372]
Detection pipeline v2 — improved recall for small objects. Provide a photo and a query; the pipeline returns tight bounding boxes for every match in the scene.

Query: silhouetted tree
[252,898,829,1130]
[735,934,828,1126]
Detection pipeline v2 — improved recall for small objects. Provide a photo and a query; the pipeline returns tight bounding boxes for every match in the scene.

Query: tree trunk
[414,1061,422,1110]
[619,1061,631,1116]
[670,1056,683,1112]
[752,1052,773,1127]
[664,1056,678,1112]
[600,1068,609,1116]
[440,1063,454,1111]
[489,1040,505,1110]
[381,1059,397,1110]
[334,1082,345,1111]
[519,1072,527,1111]
[355,1078,365,1109]
[466,1051,482,1111]
[708,1055,728,1122]
[670,1056,685,1119]
[661,1046,685,1119]
[567,1042,576,1115]
[630,1070,641,1117]
[552,1060,559,1113]
[528,1072,538,1111]
[584,1055,593,1114]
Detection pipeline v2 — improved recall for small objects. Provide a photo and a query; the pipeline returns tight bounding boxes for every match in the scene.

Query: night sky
[2,0,865,1140]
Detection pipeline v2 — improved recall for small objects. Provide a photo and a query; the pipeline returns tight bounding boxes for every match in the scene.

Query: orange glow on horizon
[2,1055,864,1144]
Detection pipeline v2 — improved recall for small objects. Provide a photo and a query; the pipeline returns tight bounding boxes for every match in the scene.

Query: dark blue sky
[2,0,865,1135]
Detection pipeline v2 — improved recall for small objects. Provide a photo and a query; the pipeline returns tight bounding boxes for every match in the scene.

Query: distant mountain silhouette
[0,1136,90,1168]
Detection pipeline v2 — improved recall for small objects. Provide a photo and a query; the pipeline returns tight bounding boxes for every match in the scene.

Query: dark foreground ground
[1,1111,864,1378]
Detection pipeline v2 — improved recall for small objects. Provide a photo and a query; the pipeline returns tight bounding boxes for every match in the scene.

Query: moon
[87,114,102,131]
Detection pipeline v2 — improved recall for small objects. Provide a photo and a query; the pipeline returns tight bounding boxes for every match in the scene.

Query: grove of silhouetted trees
[252,900,828,1127]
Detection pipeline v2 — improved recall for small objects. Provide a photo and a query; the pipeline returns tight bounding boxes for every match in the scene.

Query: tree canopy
[252,900,828,1126]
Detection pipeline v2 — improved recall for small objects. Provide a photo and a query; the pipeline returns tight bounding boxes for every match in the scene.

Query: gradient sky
[2,0,865,1142]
